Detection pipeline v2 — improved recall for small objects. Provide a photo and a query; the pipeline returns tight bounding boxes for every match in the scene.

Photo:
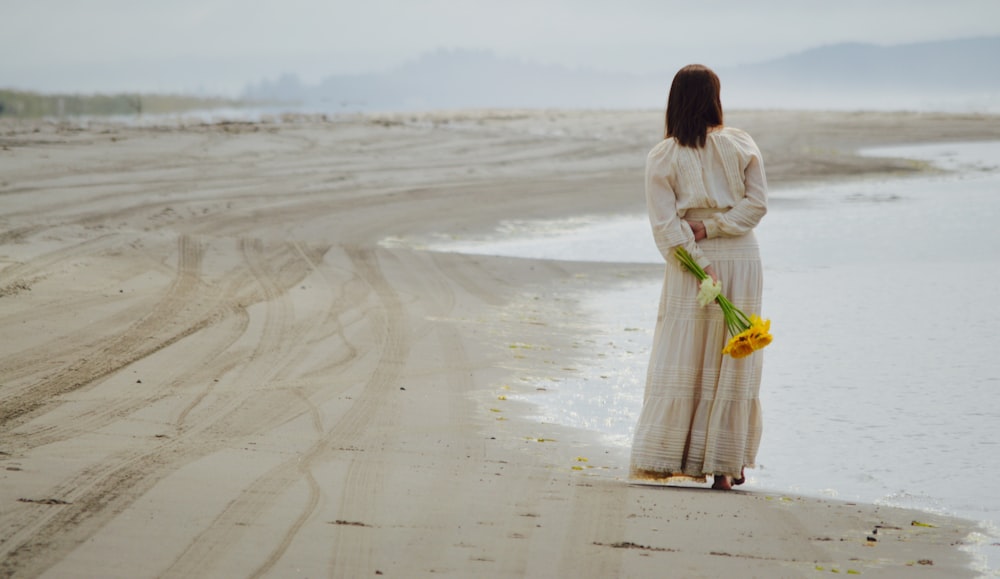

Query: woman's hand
[704,264,719,284]
[686,219,707,241]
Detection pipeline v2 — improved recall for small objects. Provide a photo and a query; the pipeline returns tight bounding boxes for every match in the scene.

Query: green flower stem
[675,246,751,338]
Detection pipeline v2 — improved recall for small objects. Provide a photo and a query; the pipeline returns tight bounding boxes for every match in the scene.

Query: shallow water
[420,141,1000,572]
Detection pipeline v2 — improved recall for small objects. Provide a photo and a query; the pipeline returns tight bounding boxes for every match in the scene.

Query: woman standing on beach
[630,65,768,490]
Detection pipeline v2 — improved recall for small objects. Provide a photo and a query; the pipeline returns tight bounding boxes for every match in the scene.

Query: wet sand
[1,109,998,577]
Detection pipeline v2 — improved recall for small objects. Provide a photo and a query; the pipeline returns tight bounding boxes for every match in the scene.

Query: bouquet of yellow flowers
[675,247,773,359]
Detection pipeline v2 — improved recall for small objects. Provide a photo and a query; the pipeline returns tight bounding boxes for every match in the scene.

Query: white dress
[629,126,768,482]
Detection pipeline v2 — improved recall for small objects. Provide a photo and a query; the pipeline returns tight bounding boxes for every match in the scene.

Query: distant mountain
[244,37,1000,112]
[721,36,1000,110]
[245,48,664,111]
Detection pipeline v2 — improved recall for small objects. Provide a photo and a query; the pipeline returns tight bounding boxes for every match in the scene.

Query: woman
[629,64,768,490]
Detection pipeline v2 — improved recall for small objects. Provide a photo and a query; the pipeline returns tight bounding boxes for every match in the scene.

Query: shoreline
[1,110,997,576]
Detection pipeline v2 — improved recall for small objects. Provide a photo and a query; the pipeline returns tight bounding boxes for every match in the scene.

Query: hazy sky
[3,0,999,95]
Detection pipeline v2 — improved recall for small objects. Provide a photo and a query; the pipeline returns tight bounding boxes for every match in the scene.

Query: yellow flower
[723,331,755,359]
[675,246,774,359]
[747,315,773,350]
[751,330,772,350]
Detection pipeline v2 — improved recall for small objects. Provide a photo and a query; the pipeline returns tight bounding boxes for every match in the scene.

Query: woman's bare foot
[733,467,746,486]
[711,475,732,490]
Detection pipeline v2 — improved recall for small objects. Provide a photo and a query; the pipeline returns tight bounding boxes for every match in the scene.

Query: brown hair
[664,64,723,148]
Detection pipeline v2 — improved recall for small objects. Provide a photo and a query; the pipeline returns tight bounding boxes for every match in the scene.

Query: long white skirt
[629,231,764,482]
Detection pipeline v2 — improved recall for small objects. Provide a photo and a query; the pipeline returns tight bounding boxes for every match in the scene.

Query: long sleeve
[646,147,710,269]
[704,137,768,239]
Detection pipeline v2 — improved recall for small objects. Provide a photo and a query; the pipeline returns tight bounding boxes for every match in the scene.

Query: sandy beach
[2,109,999,577]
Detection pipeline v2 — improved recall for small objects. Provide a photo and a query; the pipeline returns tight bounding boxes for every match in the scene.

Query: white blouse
[645,126,768,268]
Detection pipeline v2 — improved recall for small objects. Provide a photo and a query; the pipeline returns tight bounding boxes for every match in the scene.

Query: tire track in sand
[245,387,325,579]
[1,242,269,452]
[160,244,378,578]
[165,246,410,577]
[0,234,205,429]
[242,241,352,579]
[327,246,409,577]
[0,239,331,578]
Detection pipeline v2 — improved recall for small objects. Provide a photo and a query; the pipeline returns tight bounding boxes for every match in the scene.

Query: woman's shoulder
[716,125,753,140]
[648,137,677,155]
[715,126,761,152]
[647,138,680,164]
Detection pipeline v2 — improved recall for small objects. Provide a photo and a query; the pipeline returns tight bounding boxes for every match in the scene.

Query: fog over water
[2,1,999,113]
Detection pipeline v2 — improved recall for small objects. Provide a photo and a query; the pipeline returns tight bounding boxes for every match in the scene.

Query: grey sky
[3,0,999,95]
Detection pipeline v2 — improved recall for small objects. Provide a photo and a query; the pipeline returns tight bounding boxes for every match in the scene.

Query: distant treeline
[0,89,245,118]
